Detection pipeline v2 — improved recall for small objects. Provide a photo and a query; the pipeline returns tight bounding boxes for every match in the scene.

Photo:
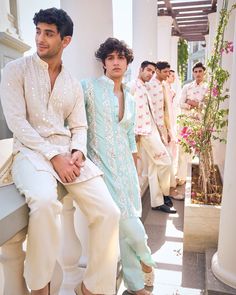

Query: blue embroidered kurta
[81,76,141,219]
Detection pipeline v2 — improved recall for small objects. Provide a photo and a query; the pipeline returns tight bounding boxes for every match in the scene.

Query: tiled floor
[118,185,205,295]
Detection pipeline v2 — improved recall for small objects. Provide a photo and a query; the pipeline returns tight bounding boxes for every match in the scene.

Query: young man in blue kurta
[81,38,155,295]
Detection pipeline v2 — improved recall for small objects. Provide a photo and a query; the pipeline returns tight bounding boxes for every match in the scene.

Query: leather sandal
[143,268,155,287]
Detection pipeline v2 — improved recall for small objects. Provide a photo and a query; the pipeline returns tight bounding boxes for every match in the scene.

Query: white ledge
[0,31,30,53]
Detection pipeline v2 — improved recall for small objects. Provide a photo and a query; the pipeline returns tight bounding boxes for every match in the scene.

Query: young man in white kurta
[177,62,208,184]
[130,61,176,214]
[0,8,120,295]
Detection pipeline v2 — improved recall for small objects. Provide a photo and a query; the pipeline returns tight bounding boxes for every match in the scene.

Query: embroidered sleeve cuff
[45,150,61,161]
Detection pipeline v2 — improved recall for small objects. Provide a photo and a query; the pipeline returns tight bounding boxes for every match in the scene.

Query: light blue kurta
[81,76,141,219]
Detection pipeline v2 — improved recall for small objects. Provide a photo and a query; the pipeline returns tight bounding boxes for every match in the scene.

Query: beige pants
[140,127,172,207]
[12,153,120,294]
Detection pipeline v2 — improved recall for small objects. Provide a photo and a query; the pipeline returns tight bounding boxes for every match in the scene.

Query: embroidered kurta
[129,79,156,135]
[180,80,208,112]
[81,76,141,219]
[0,53,102,184]
[147,78,171,142]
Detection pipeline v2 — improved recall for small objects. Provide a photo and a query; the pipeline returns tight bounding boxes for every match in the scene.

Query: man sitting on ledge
[0,8,120,295]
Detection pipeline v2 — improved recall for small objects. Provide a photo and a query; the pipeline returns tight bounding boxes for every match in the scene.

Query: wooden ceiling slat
[175,11,209,17]
[176,17,208,21]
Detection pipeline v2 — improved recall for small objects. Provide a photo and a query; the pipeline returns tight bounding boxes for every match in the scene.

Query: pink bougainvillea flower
[212,86,219,97]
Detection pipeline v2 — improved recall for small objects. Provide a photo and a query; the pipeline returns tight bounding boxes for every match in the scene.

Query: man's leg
[141,132,171,207]
[12,153,62,293]
[119,218,155,293]
[66,176,120,295]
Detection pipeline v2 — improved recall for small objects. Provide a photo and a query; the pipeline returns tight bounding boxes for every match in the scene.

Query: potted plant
[178,1,236,252]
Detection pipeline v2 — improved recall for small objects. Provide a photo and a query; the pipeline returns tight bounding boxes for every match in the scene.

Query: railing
[0,139,148,295]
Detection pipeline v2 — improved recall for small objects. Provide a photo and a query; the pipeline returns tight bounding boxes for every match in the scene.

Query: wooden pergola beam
[163,0,181,34]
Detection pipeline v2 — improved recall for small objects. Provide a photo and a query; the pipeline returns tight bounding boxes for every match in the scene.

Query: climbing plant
[178,1,236,204]
[178,38,188,83]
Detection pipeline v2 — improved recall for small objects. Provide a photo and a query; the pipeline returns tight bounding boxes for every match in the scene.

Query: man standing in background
[130,61,177,214]
[177,62,208,185]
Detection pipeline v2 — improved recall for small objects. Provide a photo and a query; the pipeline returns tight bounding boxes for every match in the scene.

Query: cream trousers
[12,153,120,294]
[140,127,172,207]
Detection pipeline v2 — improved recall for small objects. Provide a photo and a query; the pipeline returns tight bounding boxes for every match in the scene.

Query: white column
[211,15,236,289]
[170,36,179,72]
[131,0,157,78]
[207,12,217,58]
[60,0,113,79]
[157,16,173,62]
[0,0,11,32]
[0,229,30,295]
[204,34,209,61]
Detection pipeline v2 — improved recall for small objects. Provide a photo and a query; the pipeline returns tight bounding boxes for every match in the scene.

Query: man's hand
[186,99,199,109]
[70,150,85,169]
[50,153,83,183]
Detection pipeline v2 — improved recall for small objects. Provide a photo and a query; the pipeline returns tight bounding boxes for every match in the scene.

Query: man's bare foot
[31,284,49,295]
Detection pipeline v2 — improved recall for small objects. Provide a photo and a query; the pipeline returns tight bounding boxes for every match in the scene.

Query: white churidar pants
[12,153,120,294]
[140,127,172,208]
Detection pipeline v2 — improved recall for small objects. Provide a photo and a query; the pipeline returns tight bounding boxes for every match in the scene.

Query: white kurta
[0,53,102,184]
[177,80,208,181]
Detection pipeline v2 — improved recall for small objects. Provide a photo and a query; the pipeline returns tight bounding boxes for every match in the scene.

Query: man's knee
[25,189,61,215]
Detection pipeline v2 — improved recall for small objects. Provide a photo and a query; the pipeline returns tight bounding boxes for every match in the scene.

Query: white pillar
[204,34,209,61]
[157,16,173,62]
[170,36,179,72]
[0,229,30,295]
[207,12,217,58]
[0,0,11,32]
[211,15,236,289]
[131,0,157,78]
[60,0,113,79]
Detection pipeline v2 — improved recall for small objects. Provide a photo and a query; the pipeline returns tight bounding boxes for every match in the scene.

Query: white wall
[18,0,60,55]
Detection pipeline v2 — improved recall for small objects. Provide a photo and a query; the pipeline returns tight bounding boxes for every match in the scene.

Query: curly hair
[95,37,134,65]
[33,7,73,39]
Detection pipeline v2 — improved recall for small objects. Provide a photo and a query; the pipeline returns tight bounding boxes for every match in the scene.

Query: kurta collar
[100,75,127,91]
[193,80,204,87]
[33,52,64,72]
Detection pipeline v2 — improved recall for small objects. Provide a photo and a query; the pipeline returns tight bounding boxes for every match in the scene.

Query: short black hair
[140,61,157,70]
[156,61,171,71]
[95,37,134,65]
[33,7,73,39]
[192,61,206,71]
